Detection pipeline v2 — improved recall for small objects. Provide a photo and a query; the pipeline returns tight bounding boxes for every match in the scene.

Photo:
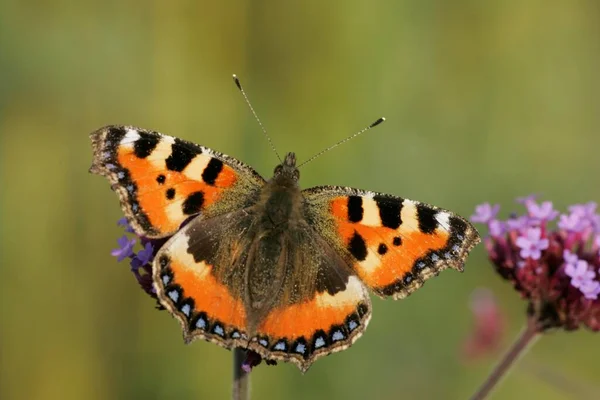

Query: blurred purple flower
[563,249,578,265]
[558,212,585,232]
[580,280,600,300]
[117,217,135,233]
[565,260,595,289]
[111,235,136,262]
[462,288,506,360]
[516,194,537,205]
[526,201,558,222]
[130,242,154,270]
[568,202,597,218]
[488,220,505,237]
[505,215,530,232]
[515,228,548,260]
[471,203,500,224]
[110,218,166,303]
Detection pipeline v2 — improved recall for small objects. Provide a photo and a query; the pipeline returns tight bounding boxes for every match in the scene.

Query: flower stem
[470,319,540,400]
[232,348,250,400]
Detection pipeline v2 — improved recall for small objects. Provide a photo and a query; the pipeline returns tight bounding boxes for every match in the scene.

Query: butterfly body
[90,125,480,372]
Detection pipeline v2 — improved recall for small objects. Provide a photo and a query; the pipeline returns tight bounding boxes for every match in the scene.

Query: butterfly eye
[293,169,300,181]
[274,165,283,175]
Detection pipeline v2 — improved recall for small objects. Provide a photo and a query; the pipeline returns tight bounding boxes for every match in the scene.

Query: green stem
[232,348,250,400]
[470,319,540,400]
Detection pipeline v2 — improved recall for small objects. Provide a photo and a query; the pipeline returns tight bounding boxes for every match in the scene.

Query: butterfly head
[273,152,300,184]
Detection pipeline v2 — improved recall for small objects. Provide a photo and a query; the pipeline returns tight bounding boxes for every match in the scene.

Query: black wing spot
[166,188,176,200]
[377,243,388,255]
[133,132,159,158]
[202,158,224,185]
[165,139,202,172]
[416,204,438,234]
[347,196,363,223]
[156,174,166,184]
[357,303,369,317]
[159,255,170,268]
[348,231,368,261]
[393,236,402,246]
[182,191,205,215]
[374,195,403,229]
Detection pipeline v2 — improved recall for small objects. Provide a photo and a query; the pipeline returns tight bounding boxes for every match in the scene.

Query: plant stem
[232,348,250,400]
[470,319,540,400]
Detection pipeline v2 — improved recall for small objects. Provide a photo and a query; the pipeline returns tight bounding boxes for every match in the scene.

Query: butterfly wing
[90,125,265,238]
[303,186,481,299]
[249,225,372,372]
[153,209,255,349]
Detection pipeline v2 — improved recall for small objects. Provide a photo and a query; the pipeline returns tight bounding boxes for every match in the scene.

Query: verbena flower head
[471,197,600,331]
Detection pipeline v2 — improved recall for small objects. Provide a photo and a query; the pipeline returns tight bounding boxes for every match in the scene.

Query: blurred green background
[1,1,599,399]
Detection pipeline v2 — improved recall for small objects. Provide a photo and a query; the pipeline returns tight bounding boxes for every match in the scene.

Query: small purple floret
[488,220,505,237]
[568,202,597,218]
[580,280,600,300]
[137,242,154,265]
[111,235,136,262]
[505,215,530,232]
[471,203,500,224]
[515,228,549,260]
[117,217,135,233]
[526,201,558,222]
[562,250,578,266]
[130,242,154,270]
[565,260,595,289]
[516,194,537,205]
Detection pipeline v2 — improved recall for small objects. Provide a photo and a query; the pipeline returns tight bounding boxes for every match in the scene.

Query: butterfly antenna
[297,117,386,168]
[233,74,282,162]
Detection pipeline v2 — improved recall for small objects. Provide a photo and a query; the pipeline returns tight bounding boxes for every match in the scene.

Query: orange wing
[248,235,372,372]
[152,210,252,349]
[90,125,265,238]
[251,274,371,373]
[304,186,481,299]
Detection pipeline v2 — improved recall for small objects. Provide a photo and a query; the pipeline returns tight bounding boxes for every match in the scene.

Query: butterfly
[90,121,480,372]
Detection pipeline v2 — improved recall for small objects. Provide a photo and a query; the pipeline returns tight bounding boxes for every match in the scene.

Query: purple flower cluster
[471,196,600,331]
[110,218,162,301]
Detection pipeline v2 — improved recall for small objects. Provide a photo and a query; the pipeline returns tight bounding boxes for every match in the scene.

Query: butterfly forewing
[89,125,265,238]
[303,186,481,299]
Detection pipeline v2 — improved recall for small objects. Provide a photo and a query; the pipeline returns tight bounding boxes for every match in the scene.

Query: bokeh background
[1,1,599,399]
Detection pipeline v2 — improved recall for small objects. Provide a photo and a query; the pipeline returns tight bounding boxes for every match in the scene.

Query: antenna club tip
[232,74,242,90]
[370,117,386,128]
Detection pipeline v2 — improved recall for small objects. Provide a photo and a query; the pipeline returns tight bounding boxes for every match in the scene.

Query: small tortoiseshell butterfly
[90,89,480,372]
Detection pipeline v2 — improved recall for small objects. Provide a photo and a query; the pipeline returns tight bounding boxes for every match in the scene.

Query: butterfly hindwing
[153,209,254,349]
[304,186,481,299]
[90,125,265,238]
[249,228,372,372]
